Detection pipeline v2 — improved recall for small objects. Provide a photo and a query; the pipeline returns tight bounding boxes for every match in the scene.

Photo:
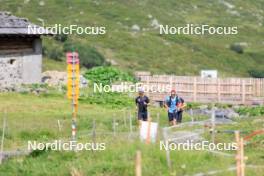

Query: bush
[48,47,63,61]
[84,66,136,86]
[54,34,68,42]
[236,106,264,116]
[63,42,107,68]
[19,130,55,140]
[230,43,244,54]
[43,44,63,61]
[79,92,134,108]
[248,70,264,78]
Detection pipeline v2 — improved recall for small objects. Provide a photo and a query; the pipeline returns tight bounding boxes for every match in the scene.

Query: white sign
[140,121,158,143]
[201,70,218,78]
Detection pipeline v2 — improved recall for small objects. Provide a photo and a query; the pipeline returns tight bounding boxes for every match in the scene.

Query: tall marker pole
[67,52,80,141]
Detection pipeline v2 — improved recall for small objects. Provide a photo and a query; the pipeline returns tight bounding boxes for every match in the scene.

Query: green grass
[1,0,264,76]
[42,57,67,72]
[0,90,263,175]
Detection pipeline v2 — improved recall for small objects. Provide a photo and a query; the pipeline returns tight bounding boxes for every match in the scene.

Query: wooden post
[146,76,150,97]
[162,128,171,169]
[235,131,241,176]
[0,111,7,164]
[242,80,246,104]
[113,118,116,136]
[129,112,133,139]
[240,138,245,176]
[170,76,173,90]
[146,118,152,144]
[190,108,194,122]
[211,109,215,143]
[193,77,197,102]
[235,132,247,176]
[92,119,96,142]
[57,120,62,132]
[217,79,221,102]
[123,109,127,128]
[135,150,142,176]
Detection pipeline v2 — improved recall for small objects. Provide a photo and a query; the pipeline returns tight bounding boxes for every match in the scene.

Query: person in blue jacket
[164,90,185,125]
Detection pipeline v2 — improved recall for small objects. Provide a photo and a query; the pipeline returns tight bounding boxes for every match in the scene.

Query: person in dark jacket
[135,89,150,124]
[175,95,185,123]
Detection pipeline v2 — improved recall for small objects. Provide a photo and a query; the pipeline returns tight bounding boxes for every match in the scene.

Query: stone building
[0,12,51,88]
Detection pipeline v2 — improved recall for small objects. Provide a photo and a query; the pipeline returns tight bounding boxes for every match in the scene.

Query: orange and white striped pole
[146,113,152,144]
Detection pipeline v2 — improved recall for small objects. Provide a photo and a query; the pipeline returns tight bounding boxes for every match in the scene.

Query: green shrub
[186,102,202,110]
[29,147,51,158]
[230,43,244,54]
[63,42,107,68]
[248,70,264,78]
[54,34,68,42]
[79,92,133,108]
[236,106,264,116]
[19,130,55,140]
[84,66,136,86]
[47,47,64,61]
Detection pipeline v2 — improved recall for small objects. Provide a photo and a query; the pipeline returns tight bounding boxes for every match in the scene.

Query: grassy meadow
[0,90,263,176]
[0,1,264,175]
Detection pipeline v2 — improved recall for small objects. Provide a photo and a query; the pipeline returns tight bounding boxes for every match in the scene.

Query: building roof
[0,11,53,35]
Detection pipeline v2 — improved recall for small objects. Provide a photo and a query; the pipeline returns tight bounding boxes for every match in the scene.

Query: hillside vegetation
[1,0,264,76]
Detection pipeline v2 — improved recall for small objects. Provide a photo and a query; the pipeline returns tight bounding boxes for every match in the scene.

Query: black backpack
[166,96,179,107]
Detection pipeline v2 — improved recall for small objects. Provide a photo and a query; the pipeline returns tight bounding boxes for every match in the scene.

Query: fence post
[235,131,241,176]
[124,109,127,128]
[190,108,194,123]
[57,120,62,132]
[240,138,245,176]
[162,128,171,169]
[0,111,7,164]
[146,118,152,144]
[211,109,215,143]
[92,119,96,142]
[193,77,197,102]
[129,112,133,135]
[217,79,221,102]
[170,76,173,89]
[146,76,150,97]
[242,80,246,104]
[135,150,142,176]
[113,118,116,136]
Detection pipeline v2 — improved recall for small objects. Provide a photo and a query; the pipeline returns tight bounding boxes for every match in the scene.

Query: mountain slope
[1,0,264,76]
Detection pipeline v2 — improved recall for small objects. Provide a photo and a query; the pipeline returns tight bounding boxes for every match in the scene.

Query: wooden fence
[137,74,264,105]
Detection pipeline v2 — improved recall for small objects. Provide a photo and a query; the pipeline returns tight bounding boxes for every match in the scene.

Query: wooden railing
[137,74,264,105]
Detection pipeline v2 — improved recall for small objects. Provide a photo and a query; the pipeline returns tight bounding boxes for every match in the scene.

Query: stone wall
[0,54,42,87]
[0,55,23,87]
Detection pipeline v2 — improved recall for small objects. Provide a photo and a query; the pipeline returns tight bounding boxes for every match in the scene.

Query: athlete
[164,90,185,125]
[135,89,150,124]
